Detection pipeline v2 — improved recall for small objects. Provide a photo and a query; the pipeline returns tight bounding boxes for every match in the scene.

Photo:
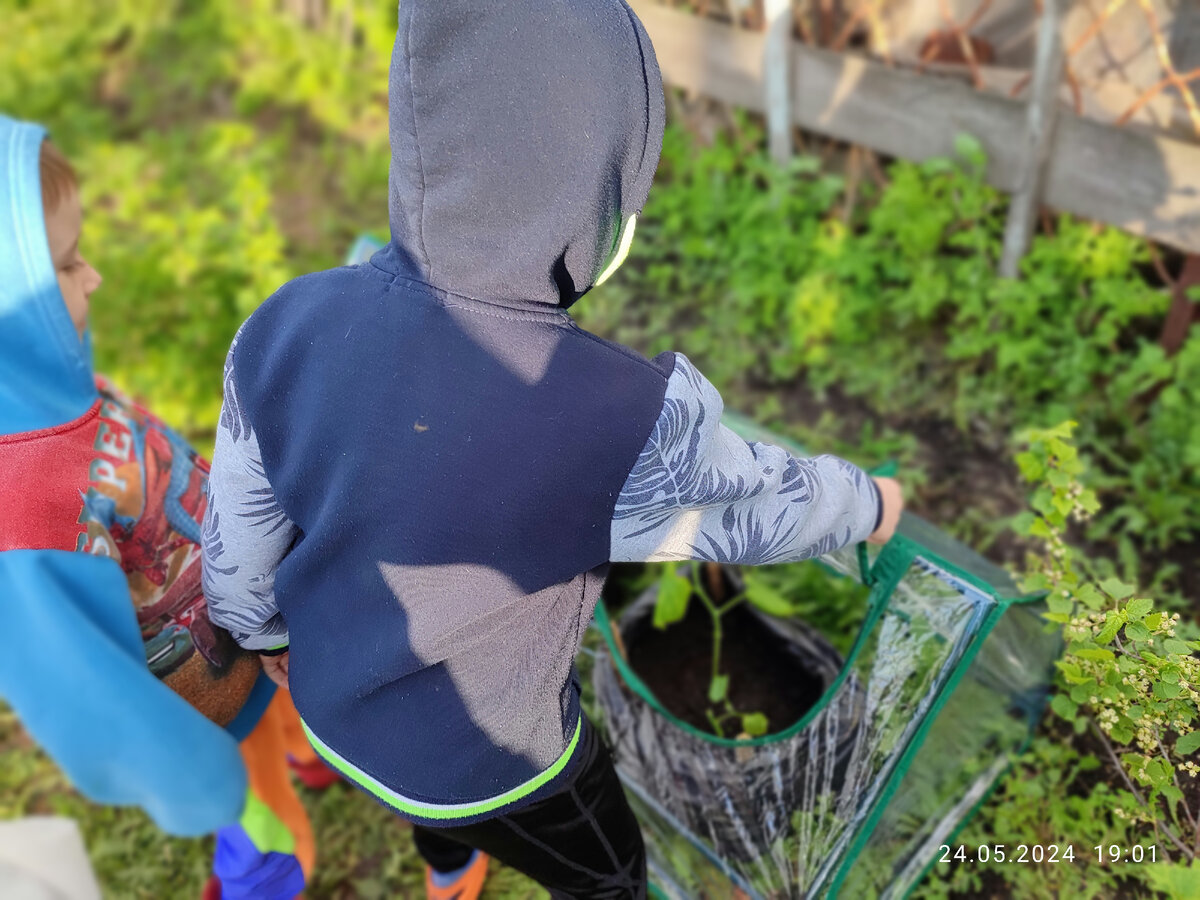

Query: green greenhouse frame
[593,413,1061,899]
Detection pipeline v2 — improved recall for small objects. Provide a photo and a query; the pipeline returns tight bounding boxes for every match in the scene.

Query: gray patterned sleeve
[201,335,295,652]
[610,354,881,564]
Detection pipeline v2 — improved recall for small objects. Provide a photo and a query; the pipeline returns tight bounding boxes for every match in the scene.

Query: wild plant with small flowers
[1017,422,1200,864]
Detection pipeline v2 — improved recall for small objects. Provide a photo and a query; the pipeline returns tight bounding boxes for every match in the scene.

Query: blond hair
[39,140,78,212]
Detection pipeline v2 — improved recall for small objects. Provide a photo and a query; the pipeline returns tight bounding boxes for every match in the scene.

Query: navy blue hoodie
[203,0,880,826]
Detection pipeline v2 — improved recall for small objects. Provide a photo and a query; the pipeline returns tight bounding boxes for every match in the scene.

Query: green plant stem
[690,565,724,691]
[1091,717,1194,860]
[706,708,725,739]
[690,564,719,616]
[717,597,743,616]
[1153,725,1198,835]
[1113,634,1151,666]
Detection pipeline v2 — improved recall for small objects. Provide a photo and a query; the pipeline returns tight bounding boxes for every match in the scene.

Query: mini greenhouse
[592,414,1062,900]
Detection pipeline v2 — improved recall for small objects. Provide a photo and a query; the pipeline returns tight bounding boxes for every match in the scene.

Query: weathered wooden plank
[629,0,1200,255]
[1048,116,1200,256]
[638,0,765,111]
[786,41,1026,190]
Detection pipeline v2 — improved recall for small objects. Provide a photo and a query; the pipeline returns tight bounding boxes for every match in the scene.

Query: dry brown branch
[1136,0,1200,136]
[1147,244,1177,289]
[1010,0,1127,102]
[1064,65,1084,115]
[935,0,990,89]
[963,0,995,32]
[831,3,871,52]
[793,5,814,44]
[1068,0,1129,57]
[841,143,863,222]
[1115,69,1200,129]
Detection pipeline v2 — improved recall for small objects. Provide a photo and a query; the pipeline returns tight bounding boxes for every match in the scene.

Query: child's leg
[239,689,317,877]
[413,826,477,874]
[413,717,646,900]
[210,689,315,899]
[275,688,340,790]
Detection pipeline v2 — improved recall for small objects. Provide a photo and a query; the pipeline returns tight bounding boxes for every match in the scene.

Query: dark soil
[624,593,825,736]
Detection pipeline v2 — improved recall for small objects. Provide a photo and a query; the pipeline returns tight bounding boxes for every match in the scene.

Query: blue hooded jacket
[0,114,260,836]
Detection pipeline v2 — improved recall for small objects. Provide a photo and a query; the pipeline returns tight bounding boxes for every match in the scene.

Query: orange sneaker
[425,851,489,900]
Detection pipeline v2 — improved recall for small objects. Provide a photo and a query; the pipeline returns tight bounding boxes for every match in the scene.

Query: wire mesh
[654,0,1200,140]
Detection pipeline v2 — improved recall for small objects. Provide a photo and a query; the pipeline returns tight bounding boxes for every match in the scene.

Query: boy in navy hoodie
[202,2,902,898]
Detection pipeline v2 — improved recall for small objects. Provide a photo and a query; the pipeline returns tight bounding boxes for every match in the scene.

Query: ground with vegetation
[3,2,1197,898]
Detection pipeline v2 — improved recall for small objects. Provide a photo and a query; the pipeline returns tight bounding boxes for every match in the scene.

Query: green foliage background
[2,0,1196,897]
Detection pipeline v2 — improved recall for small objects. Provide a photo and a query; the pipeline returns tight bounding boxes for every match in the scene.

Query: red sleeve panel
[0,401,105,553]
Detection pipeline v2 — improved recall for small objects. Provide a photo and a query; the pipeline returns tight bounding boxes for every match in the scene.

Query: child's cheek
[57,275,89,336]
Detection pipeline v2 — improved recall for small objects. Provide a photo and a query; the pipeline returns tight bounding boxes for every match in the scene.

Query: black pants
[412,717,647,899]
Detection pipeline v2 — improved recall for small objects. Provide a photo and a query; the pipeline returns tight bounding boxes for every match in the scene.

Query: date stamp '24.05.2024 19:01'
[939,844,1159,865]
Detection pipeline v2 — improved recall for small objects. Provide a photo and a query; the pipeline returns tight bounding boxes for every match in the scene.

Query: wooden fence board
[629,0,1200,255]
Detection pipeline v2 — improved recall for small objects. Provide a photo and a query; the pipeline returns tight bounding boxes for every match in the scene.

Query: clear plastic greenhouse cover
[592,414,1062,900]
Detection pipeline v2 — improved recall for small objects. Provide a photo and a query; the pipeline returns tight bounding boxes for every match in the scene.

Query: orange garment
[238,690,317,878]
[275,689,322,769]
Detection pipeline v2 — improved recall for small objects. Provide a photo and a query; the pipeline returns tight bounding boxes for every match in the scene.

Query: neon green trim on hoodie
[300,715,582,822]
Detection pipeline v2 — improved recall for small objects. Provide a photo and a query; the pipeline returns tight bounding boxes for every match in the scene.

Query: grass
[0,704,548,899]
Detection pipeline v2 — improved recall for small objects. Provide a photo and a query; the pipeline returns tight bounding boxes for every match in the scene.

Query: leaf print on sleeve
[218,326,255,444]
[201,345,297,652]
[611,354,879,565]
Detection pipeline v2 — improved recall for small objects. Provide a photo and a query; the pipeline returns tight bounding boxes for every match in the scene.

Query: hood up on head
[0,115,97,434]
[387,0,665,309]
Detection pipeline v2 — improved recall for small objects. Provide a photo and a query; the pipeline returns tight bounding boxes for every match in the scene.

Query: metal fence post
[999,0,1066,279]
[763,0,792,167]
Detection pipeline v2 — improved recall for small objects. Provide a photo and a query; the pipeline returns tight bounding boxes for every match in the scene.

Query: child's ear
[594,214,638,288]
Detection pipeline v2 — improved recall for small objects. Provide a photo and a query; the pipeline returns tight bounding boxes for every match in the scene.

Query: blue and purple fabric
[212,792,306,900]
[0,112,304,899]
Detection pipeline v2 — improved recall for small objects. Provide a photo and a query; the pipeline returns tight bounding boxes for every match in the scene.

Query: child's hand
[868,477,903,545]
[259,652,290,690]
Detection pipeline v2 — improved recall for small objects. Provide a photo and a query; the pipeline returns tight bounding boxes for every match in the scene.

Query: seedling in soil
[653,561,795,738]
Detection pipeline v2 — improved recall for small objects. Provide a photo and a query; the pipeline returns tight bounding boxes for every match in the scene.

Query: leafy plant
[649,557,869,739]
[652,562,772,737]
[925,736,1152,900]
[1017,422,1200,883]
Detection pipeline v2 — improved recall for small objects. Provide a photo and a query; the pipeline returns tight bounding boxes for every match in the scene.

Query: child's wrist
[870,478,884,533]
